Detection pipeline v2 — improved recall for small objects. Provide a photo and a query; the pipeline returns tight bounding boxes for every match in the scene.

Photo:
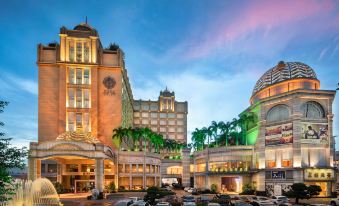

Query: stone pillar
[182,148,191,187]
[95,158,104,192]
[57,163,62,183]
[28,157,41,181]
[59,34,66,61]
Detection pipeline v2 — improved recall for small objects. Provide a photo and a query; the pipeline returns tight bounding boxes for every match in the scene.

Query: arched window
[301,101,325,119]
[266,105,290,122]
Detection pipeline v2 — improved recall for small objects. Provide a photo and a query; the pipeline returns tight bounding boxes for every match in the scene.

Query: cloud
[0,72,38,96]
[180,0,336,59]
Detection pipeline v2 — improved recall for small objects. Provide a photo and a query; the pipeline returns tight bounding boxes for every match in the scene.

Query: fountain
[1,178,62,206]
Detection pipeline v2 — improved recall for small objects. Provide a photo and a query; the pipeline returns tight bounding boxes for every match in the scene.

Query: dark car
[183,195,196,203]
[212,194,232,206]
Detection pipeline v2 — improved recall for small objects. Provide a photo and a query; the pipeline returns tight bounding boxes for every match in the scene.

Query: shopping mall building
[28,23,336,196]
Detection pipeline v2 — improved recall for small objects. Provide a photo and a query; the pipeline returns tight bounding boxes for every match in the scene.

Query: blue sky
[0,0,338,148]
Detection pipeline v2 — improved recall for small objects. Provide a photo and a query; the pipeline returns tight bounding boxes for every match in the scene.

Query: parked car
[156,202,172,206]
[129,197,142,203]
[331,198,339,206]
[233,202,252,206]
[132,201,150,206]
[183,195,196,202]
[199,195,210,203]
[271,196,288,205]
[237,196,252,204]
[164,186,172,191]
[115,200,134,206]
[184,187,192,192]
[183,202,196,206]
[208,203,221,206]
[250,196,273,206]
[187,188,195,193]
[213,194,232,206]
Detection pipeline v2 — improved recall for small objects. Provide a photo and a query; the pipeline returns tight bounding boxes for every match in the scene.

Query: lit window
[84,68,90,84]
[282,160,291,167]
[68,88,75,108]
[83,113,90,132]
[68,68,75,84]
[76,113,82,129]
[84,43,89,62]
[67,112,75,131]
[76,89,82,108]
[83,89,90,108]
[69,42,74,62]
[267,161,276,168]
[76,69,82,84]
[76,42,82,62]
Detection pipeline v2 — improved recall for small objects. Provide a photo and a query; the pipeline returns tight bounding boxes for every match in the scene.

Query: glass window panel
[168,113,175,118]
[83,113,90,132]
[169,120,175,125]
[68,68,75,84]
[76,113,82,128]
[84,43,89,62]
[66,164,78,172]
[125,165,130,173]
[76,89,82,108]
[84,68,90,84]
[142,112,149,117]
[160,113,166,118]
[160,120,166,125]
[69,42,74,62]
[83,89,90,108]
[76,42,82,62]
[134,113,140,117]
[68,88,74,108]
[142,105,149,110]
[142,119,148,124]
[151,120,157,125]
[68,112,75,131]
[177,114,184,118]
[177,120,184,125]
[150,104,158,111]
[76,69,82,84]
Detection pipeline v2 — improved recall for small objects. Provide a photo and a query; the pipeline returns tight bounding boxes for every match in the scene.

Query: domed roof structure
[73,23,94,31]
[252,61,318,95]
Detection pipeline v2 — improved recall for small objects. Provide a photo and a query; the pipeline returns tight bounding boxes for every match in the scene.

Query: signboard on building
[304,169,334,180]
[265,123,293,146]
[301,123,328,144]
[272,171,286,179]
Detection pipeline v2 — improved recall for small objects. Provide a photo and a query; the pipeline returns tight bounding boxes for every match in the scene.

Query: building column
[28,157,41,181]
[182,148,191,187]
[130,174,132,190]
[95,158,104,192]
[57,163,62,183]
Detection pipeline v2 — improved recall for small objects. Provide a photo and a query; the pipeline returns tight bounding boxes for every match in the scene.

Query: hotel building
[28,23,336,196]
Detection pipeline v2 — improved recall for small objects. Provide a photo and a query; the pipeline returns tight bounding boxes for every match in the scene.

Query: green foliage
[307,185,322,198]
[53,182,64,194]
[113,126,185,153]
[211,184,217,193]
[191,112,257,150]
[106,43,120,51]
[106,181,116,193]
[240,183,255,195]
[284,183,323,203]
[143,186,174,205]
[0,101,28,202]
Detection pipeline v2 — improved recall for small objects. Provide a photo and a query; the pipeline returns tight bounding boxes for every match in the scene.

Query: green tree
[211,184,218,193]
[0,101,28,202]
[307,185,322,198]
[285,183,308,204]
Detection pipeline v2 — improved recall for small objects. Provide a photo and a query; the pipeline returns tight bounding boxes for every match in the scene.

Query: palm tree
[219,121,232,146]
[192,128,206,150]
[112,127,127,150]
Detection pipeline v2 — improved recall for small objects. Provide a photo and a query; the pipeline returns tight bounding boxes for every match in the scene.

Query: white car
[132,201,150,206]
[156,202,171,206]
[129,197,142,203]
[183,202,196,206]
[251,196,274,206]
[331,198,339,206]
[208,203,221,206]
[271,196,289,205]
[184,187,191,192]
[187,188,195,193]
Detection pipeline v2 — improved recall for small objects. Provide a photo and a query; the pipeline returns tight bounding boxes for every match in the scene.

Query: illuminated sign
[265,123,293,146]
[301,123,328,144]
[304,169,334,180]
[272,171,285,179]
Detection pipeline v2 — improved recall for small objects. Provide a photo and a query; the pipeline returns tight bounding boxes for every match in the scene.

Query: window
[83,113,90,132]
[125,165,130,173]
[301,101,325,119]
[142,105,149,110]
[168,127,175,132]
[83,89,90,108]
[68,68,75,84]
[151,127,157,132]
[134,113,140,117]
[76,88,82,108]
[47,164,57,173]
[160,120,166,125]
[76,69,82,84]
[81,164,94,172]
[84,43,89,62]
[142,113,149,118]
[66,164,78,172]
[177,114,184,118]
[160,127,166,132]
[151,120,157,125]
[132,164,137,173]
[41,164,46,173]
[160,113,166,118]
[142,119,148,124]
[67,112,75,131]
[84,68,90,84]
[282,160,292,167]
[138,164,143,173]
[150,104,158,111]
[168,113,175,118]
[76,42,82,62]
[69,42,74,62]
[134,119,140,124]
[177,127,183,133]
[151,113,157,118]
[267,105,289,122]
[68,88,75,108]
[177,120,184,125]
[266,161,276,168]
[169,120,175,125]
[118,164,124,173]
[76,113,82,129]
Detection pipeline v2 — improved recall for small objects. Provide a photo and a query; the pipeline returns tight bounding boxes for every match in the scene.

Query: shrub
[211,184,217,193]
[53,182,64,194]
[106,182,116,193]
[240,183,255,195]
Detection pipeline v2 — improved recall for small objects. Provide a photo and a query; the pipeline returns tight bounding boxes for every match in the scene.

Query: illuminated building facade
[133,88,188,143]
[193,61,336,196]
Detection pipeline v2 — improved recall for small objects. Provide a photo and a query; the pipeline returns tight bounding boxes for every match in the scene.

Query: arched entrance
[28,135,116,193]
